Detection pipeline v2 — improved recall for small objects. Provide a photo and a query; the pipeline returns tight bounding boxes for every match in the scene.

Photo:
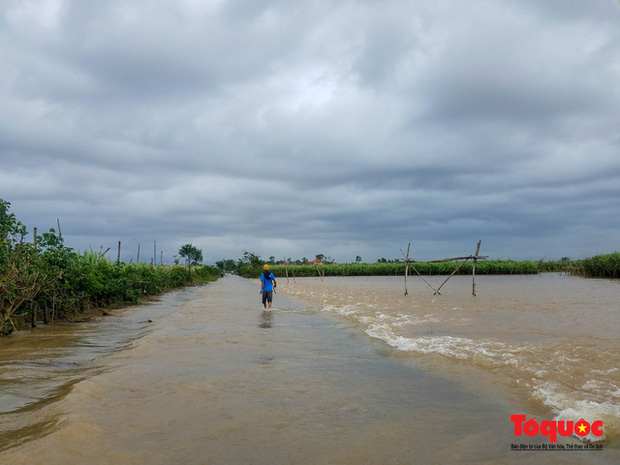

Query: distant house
[307,259,324,266]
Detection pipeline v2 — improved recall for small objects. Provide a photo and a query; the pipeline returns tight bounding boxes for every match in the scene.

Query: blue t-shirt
[260,272,275,292]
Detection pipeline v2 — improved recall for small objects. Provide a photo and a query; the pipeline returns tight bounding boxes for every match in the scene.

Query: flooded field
[280,274,620,445]
[1,274,618,464]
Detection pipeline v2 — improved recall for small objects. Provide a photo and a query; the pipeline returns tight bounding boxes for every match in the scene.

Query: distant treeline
[1,200,220,336]
[225,255,619,280]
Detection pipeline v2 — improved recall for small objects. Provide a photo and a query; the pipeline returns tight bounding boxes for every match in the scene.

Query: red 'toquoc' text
[511,415,603,443]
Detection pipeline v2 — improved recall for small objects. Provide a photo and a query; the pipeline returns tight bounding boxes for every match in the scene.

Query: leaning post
[472,240,481,296]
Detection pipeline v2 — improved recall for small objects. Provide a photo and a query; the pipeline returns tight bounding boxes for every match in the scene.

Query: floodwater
[1,274,618,464]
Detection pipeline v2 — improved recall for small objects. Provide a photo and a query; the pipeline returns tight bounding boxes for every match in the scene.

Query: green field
[241,255,619,280]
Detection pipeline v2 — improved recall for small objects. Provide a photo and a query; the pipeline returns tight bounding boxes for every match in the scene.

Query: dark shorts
[262,291,273,305]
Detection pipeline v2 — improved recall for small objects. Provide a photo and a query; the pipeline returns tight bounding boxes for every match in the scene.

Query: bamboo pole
[96,247,109,264]
[434,259,470,295]
[422,255,488,263]
[404,243,410,295]
[398,243,487,296]
[315,264,324,281]
[472,240,481,296]
[31,228,38,328]
[411,264,439,294]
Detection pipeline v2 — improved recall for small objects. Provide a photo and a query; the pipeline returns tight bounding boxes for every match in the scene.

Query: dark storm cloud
[1,0,619,263]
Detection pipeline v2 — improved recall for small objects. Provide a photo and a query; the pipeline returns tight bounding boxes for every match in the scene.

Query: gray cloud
[1,0,619,264]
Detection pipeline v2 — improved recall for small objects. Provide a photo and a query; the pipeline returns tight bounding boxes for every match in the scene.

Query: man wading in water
[260,264,277,309]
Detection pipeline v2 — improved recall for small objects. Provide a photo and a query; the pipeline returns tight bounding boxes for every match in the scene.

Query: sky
[1,0,619,265]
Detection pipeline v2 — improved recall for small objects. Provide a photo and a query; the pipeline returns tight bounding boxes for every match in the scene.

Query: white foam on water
[592,367,619,376]
[363,319,619,443]
[365,320,522,367]
[533,382,620,442]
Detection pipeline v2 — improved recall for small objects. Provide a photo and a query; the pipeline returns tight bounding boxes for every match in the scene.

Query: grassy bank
[255,260,544,278]
[568,252,620,278]
[243,256,617,280]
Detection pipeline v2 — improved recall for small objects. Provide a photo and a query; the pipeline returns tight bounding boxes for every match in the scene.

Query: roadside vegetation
[0,200,220,336]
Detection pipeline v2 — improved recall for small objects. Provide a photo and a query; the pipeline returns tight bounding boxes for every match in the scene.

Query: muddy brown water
[1,274,618,464]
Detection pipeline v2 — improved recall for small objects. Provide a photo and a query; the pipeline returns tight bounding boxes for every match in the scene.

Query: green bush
[578,252,620,278]
[1,199,220,335]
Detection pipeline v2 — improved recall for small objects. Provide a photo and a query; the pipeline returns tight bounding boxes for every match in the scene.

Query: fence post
[31,228,38,328]
[472,240,481,296]
[404,243,410,295]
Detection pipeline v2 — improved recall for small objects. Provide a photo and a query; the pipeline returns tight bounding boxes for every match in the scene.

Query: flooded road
[1,274,619,464]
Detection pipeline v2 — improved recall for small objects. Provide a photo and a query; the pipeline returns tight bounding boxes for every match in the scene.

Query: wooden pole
[96,247,109,264]
[160,251,163,266]
[404,243,410,295]
[117,241,121,264]
[315,264,324,281]
[137,244,141,263]
[434,259,470,295]
[397,243,487,296]
[424,255,487,263]
[411,263,439,294]
[31,228,38,328]
[153,240,156,267]
[472,240,481,296]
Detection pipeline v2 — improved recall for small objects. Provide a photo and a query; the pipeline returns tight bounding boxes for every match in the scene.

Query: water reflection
[259,310,274,328]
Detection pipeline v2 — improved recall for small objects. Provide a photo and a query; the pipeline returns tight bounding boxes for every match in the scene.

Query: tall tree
[178,244,203,279]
